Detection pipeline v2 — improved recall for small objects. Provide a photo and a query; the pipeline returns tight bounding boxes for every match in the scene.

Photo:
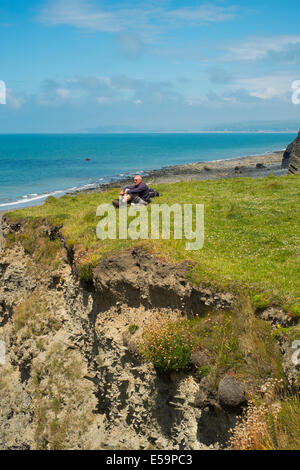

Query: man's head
[134,175,142,185]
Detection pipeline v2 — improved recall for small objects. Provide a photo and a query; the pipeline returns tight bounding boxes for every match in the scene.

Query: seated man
[112,175,150,208]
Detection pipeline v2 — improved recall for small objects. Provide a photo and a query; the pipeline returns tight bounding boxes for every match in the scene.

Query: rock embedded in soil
[218,375,247,410]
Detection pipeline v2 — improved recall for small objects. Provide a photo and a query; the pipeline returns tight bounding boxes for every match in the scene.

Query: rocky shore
[72,151,286,195]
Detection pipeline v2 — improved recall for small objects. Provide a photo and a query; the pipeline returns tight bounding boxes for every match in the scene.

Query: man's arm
[126,182,148,195]
[120,184,135,195]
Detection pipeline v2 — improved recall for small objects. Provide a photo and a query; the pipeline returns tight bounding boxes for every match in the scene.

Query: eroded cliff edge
[0,217,298,450]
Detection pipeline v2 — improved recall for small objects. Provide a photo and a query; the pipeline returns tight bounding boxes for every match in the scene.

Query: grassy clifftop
[4,173,300,309]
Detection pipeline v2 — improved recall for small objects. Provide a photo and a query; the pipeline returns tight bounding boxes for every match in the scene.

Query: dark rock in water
[85,158,91,161]
[218,375,247,410]
[281,131,300,173]
[256,163,266,169]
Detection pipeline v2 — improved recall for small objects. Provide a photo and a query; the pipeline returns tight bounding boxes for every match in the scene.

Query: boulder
[256,163,266,169]
[281,131,300,174]
[190,350,210,368]
[218,375,247,409]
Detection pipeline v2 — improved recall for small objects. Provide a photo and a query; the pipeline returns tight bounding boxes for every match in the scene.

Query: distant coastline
[0,130,298,135]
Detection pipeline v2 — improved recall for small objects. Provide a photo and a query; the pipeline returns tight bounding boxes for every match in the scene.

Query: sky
[1,0,300,132]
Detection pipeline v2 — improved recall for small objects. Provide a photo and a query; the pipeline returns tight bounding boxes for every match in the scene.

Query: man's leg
[130,195,148,206]
[112,193,132,208]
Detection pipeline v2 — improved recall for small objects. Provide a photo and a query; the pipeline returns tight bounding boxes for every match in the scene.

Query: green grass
[4,173,300,306]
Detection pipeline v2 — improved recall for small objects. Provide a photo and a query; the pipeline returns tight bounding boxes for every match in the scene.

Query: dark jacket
[123,181,150,202]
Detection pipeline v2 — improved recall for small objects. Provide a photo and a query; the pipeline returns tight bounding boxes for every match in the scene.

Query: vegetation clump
[139,318,196,373]
[228,379,300,450]
[138,298,284,388]
[252,294,271,311]
[31,342,97,450]
[4,218,65,270]
[13,293,61,338]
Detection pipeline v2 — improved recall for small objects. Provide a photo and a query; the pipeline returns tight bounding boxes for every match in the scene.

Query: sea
[0,132,297,211]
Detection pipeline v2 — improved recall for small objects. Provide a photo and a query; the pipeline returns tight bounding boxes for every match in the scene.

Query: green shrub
[289,304,300,319]
[252,294,270,311]
[77,263,93,283]
[139,318,196,373]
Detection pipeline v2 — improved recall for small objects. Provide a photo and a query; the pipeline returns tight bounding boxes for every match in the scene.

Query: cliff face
[0,218,298,450]
[0,220,236,450]
[281,131,300,173]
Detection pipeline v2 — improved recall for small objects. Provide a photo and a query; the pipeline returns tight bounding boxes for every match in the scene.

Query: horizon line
[0,130,298,135]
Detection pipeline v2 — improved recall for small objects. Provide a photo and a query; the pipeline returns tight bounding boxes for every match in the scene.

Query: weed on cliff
[5,219,65,270]
[138,298,284,388]
[13,293,61,339]
[31,342,98,450]
[138,318,196,373]
[228,379,300,450]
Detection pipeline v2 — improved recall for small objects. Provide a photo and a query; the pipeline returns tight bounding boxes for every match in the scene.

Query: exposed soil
[0,220,298,450]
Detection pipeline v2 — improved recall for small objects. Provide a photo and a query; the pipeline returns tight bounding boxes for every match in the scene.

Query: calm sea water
[0,133,296,211]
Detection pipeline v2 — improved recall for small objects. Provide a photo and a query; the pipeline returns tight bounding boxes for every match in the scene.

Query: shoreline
[0,150,287,251]
[0,150,286,213]
[73,150,286,195]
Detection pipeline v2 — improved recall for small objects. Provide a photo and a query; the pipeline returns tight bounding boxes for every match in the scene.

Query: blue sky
[1,0,300,132]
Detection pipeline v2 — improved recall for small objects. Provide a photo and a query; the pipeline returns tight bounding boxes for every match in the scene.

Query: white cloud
[117,33,144,59]
[224,35,300,61]
[56,88,70,99]
[37,0,122,32]
[237,73,295,100]
[96,96,112,104]
[186,96,207,106]
[6,89,26,109]
[168,4,237,23]
[37,0,237,36]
